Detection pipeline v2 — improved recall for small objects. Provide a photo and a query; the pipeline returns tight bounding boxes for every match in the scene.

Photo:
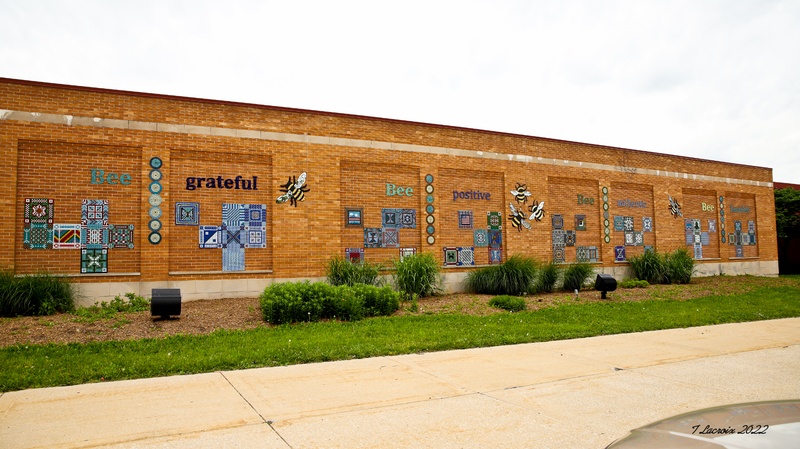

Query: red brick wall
[0,78,778,286]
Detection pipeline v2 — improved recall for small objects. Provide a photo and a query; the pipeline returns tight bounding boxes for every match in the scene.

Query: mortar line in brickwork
[0,109,773,189]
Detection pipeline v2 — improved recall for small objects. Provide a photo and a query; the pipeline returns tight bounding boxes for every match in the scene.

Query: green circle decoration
[425,174,434,183]
[426,195,434,204]
[426,205,435,214]
[149,182,162,194]
[148,232,162,245]
[602,187,609,194]
[150,157,163,169]
[604,235,611,243]
[427,235,435,245]
[148,219,162,232]
[149,206,162,219]
[149,169,162,181]
[426,225,435,235]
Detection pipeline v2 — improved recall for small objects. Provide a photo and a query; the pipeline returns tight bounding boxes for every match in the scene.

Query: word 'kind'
[186,176,258,191]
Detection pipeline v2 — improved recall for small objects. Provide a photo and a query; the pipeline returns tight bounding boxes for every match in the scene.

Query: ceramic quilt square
[23,223,53,249]
[364,228,382,248]
[175,202,200,226]
[575,215,586,231]
[109,224,135,249]
[399,247,417,260]
[552,229,565,245]
[82,199,108,226]
[614,246,626,262]
[489,248,502,265]
[551,214,564,230]
[489,229,502,248]
[623,216,634,232]
[53,224,81,249]
[624,231,635,246]
[222,245,245,271]
[565,230,576,247]
[81,248,108,273]
[199,225,222,248]
[382,209,399,229]
[399,209,416,228]
[693,245,703,259]
[634,231,644,246]
[443,247,458,266]
[24,198,54,225]
[587,246,599,262]
[614,216,624,231]
[458,210,473,229]
[708,219,716,232]
[473,229,489,247]
[244,204,267,227]
[81,224,109,250]
[576,246,589,262]
[487,212,502,230]
[457,246,475,266]
[382,228,399,248]
[642,217,653,232]
[222,203,245,226]
[244,226,266,248]
[345,208,363,227]
[735,245,744,257]
[346,247,364,263]
[553,246,565,263]
[221,225,245,249]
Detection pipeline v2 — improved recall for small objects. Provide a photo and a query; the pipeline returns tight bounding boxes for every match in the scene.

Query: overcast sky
[2,0,799,183]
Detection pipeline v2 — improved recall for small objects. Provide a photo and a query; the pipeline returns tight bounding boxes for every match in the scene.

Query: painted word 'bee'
[528,200,545,221]
[508,203,531,232]
[510,182,532,204]
[668,195,683,217]
[276,172,310,207]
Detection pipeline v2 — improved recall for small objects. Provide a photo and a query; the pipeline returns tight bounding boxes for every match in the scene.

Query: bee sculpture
[510,182,532,204]
[528,200,545,221]
[508,203,531,232]
[276,172,310,207]
[668,195,683,217]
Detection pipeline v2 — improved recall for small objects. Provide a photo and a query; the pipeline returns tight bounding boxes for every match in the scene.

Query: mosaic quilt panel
[487,212,502,230]
[614,246,626,262]
[364,228,382,248]
[443,247,458,266]
[613,216,624,231]
[244,204,267,227]
[222,245,245,271]
[81,248,108,273]
[244,225,267,249]
[489,229,502,248]
[458,211,473,229]
[382,228,400,248]
[399,247,417,260]
[457,246,475,266]
[473,229,489,247]
[24,198,54,225]
[551,214,564,230]
[221,225,246,249]
[222,203,245,226]
[642,217,653,232]
[399,209,417,229]
[199,226,222,249]
[489,248,502,265]
[575,215,586,231]
[53,224,81,249]
[108,224,135,249]
[175,202,200,226]
[82,200,109,226]
[23,223,53,249]
[81,224,109,250]
[346,247,364,263]
[382,209,400,229]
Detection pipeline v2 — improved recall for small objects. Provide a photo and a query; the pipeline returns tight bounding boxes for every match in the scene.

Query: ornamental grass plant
[466,255,538,295]
[0,271,75,317]
[392,253,442,299]
[534,260,561,294]
[325,256,383,287]
[561,262,595,292]
[628,250,668,284]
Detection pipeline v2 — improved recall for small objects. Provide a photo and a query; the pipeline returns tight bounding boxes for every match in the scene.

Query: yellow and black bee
[668,195,683,217]
[276,172,310,207]
[508,203,531,232]
[510,182,532,204]
[528,200,545,221]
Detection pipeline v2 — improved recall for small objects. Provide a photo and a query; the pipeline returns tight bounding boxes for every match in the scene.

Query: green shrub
[628,250,668,284]
[488,295,527,312]
[665,248,695,284]
[393,253,441,299]
[534,261,561,294]
[561,263,595,292]
[466,255,538,295]
[73,292,150,321]
[0,271,75,317]
[260,281,400,324]
[619,279,650,288]
[325,256,383,286]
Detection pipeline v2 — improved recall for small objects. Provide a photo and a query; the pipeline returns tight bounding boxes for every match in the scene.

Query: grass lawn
[1,278,799,392]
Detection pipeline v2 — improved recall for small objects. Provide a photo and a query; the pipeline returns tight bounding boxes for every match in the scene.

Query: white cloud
[1,0,799,182]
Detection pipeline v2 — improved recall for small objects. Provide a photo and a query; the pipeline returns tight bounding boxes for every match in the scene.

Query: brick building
[0,78,778,305]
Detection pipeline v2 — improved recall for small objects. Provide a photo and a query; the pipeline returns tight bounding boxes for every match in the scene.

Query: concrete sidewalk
[1,318,798,449]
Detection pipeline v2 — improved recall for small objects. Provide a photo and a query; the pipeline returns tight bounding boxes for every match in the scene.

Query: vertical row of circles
[147,157,163,244]
[601,186,611,243]
[719,196,726,243]
[425,174,435,245]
